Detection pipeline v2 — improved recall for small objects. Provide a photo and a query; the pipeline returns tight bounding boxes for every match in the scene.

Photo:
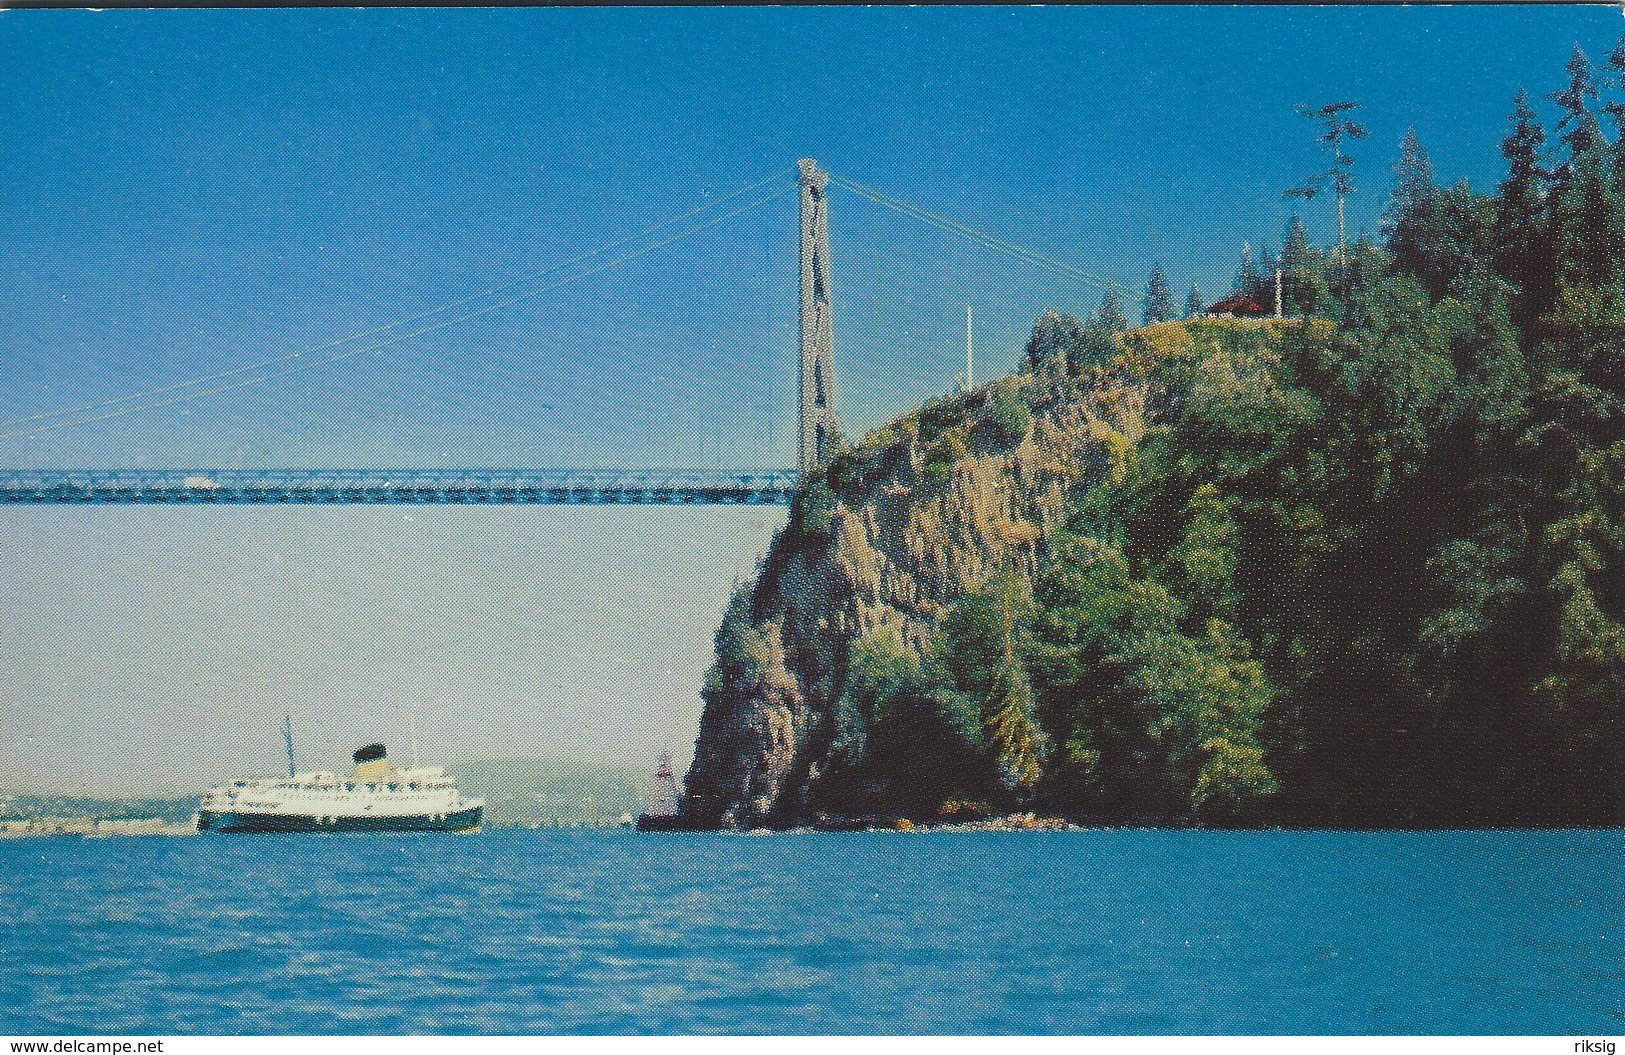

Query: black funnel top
[353,743,387,764]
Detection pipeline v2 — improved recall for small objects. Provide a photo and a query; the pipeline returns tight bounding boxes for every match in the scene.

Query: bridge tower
[798,158,840,472]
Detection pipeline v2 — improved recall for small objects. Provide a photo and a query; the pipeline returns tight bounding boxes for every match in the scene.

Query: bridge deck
[0,470,799,506]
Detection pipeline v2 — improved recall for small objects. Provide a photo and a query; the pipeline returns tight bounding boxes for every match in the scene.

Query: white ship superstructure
[198,737,482,834]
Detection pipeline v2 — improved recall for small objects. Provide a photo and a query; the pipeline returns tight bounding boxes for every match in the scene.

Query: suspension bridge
[0,468,799,506]
[0,160,1135,506]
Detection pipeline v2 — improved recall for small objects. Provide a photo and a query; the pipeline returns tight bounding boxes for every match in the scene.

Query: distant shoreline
[1,817,197,839]
[6,818,1621,841]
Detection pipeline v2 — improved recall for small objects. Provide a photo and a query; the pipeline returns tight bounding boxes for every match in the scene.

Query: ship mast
[282,715,296,778]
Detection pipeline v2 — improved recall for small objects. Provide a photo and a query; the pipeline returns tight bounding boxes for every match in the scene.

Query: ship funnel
[353,743,390,783]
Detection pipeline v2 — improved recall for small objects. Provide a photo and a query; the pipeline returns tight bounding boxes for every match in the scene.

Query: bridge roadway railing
[0,469,800,506]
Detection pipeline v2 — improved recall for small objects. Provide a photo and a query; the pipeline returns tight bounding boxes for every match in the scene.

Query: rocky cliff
[679,321,1181,828]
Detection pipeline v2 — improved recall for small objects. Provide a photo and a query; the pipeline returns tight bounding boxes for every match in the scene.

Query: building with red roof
[1205,293,1272,317]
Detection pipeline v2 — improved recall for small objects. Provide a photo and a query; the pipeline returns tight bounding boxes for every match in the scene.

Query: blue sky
[3,5,1622,470]
[4,7,1624,793]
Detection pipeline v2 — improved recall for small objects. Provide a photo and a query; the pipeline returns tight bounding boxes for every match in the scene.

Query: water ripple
[1,829,1620,1033]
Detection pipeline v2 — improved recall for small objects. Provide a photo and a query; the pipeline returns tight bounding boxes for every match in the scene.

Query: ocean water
[0,829,1619,1035]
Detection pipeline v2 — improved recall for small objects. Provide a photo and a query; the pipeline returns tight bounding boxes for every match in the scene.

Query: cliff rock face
[680,358,1154,828]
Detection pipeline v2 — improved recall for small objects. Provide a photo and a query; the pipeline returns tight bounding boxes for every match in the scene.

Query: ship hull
[198,804,482,834]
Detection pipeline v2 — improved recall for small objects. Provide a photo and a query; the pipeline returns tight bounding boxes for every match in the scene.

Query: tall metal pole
[966,304,974,389]
[1338,194,1348,268]
[798,159,839,472]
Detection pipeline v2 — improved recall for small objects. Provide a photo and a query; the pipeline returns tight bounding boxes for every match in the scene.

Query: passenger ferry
[198,722,482,834]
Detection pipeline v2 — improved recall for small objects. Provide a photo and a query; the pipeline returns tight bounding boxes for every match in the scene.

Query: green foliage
[1025,309,1086,375]
[825,449,861,496]
[982,380,1032,448]
[1286,100,1369,264]
[791,51,1625,827]
[1024,307,1123,378]
[1167,483,1241,620]
[712,585,757,669]
[869,681,990,814]
[1074,323,1122,377]
[1552,44,1600,152]
[1385,128,1437,239]
[832,625,923,767]
[986,655,1045,792]
[1280,216,1329,315]
[1025,521,1278,819]
[1130,618,1280,813]
[793,473,836,535]
[1383,132,1496,300]
[1096,287,1130,333]
[1550,118,1625,292]
[1144,267,1175,325]
[934,572,1048,796]
[922,427,970,481]
[917,394,968,444]
[938,572,1036,696]
[826,620,995,816]
[1495,89,1554,322]
[1234,243,1267,303]
[1016,79,1621,820]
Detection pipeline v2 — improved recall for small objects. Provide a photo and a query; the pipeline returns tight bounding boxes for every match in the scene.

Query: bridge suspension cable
[828,173,1141,299]
[0,169,796,441]
[6,163,1151,465]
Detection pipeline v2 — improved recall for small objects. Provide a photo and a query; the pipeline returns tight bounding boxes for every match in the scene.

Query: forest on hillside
[689,43,1624,829]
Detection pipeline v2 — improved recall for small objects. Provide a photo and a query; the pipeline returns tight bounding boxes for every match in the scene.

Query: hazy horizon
[0,506,783,797]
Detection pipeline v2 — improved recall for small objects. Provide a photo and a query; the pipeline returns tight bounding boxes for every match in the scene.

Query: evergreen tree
[1551,44,1601,160]
[1282,215,1312,267]
[1279,216,1325,314]
[1259,246,1281,293]
[1385,129,1438,279]
[1550,112,1625,291]
[1143,267,1174,325]
[1493,89,1553,322]
[936,572,1046,799]
[1287,101,1369,273]
[1024,309,1119,379]
[831,625,921,770]
[1603,34,1625,145]
[985,595,1046,793]
[1535,65,1625,753]
[1388,175,1496,303]
[1387,129,1438,229]
[1342,233,1388,301]
[1097,286,1130,333]
[1185,284,1204,319]
[984,379,1032,449]
[1234,243,1265,301]
[1024,309,1084,375]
